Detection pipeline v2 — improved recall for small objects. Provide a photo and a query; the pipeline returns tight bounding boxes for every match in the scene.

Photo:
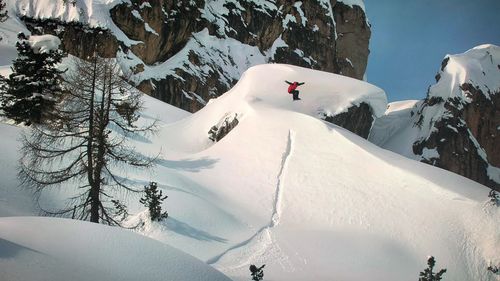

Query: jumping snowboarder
[285,80,305,101]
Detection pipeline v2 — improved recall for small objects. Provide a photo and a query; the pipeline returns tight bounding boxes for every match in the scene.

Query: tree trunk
[87,54,98,223]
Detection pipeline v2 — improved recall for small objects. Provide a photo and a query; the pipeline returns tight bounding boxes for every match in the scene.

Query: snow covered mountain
[1,63,498,281]
[1,0,370,112]
[1,2,499,280]
[370,44,500,191]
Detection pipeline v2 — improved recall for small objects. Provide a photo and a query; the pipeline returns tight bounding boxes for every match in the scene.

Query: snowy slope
[0,62,499,281]
[0,217,232,281]
[134,65,496,281]
[0,93,189,217]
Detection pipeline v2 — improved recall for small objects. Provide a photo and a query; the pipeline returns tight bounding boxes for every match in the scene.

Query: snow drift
[0,217,232,281]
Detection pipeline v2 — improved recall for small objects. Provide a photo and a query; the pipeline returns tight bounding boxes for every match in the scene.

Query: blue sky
[364,0,500,102]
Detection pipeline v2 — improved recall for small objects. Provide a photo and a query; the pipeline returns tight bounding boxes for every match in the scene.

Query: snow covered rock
[6,0,371,112]
[0,217,233,281]
[27,34,61,54]
[370,44,500,190]
[208,112,239,142]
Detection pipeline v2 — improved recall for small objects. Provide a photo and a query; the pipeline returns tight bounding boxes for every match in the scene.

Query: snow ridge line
[271,129,294,227]
[207,130,295,265]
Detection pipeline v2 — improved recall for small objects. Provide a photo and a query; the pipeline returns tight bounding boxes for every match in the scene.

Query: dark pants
[291,90,300,100]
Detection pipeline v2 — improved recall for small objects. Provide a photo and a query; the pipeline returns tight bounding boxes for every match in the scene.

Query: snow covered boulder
[27,34,61,54]
[0,217,233,281]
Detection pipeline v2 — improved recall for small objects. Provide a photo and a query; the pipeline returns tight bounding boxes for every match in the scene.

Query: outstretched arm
[298,82,305,86]
[285,80,292,85]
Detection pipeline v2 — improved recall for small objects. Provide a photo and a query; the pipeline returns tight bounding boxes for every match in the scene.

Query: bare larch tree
[19,55,156,225]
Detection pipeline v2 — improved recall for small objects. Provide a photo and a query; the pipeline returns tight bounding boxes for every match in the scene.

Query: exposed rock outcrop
[370,45,500,191]
[208,112,239,142]
[412,83,500,190]
[334,2,371,79]
[323,102,373,138]
[18,0,371,114]
[21,17,120,59]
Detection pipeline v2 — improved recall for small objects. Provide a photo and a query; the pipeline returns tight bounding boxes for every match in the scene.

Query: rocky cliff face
[412,84,500,191]
[323,102,373,138]
[370,45,500,190]
[17,0,370,114]
[21,17,120,59]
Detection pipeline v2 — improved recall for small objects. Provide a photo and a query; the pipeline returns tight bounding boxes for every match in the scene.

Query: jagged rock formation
[208,112,239,142]
[323,102,373,138]
[16,0,370,113]
[412,83,500,190]
[370,45,500,190]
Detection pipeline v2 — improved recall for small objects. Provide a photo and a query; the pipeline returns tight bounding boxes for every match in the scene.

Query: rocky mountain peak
[370,44,500,190]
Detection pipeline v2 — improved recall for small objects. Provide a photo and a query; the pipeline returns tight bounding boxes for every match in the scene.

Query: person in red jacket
[285,80,305,101]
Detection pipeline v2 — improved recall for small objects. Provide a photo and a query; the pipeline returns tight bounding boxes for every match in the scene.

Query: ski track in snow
[207,130,295,265]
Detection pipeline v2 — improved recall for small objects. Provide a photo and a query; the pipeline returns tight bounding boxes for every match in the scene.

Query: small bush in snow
[419,256,446,281]
[249,264,265,281]
[140,182,168,221]
[111,199,129,222]
[487,265,499,275]
[488,190,499,206]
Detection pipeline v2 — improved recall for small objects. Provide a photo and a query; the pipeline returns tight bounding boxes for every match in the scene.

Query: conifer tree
[0,0,7,25]
[487,265,499,275]
[249,264,265,281]
[419,256,447,281]
[140,182,168,221]
[488,190,499,206]
[0,74,6,96]
[1,33,64,125]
